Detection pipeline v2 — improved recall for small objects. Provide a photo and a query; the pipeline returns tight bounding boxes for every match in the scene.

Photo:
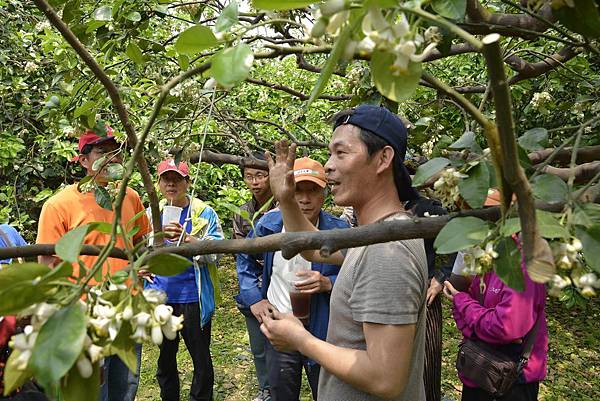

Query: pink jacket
[452,263,548,387]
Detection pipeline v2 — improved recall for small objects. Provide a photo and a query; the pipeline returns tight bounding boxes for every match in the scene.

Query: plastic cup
[288,260,312,323]
[289,285,311,323]
[162,205,182,226]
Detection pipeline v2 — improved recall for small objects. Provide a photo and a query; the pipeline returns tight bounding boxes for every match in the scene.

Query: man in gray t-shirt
[319,215,427,401]
[260,105,428,401]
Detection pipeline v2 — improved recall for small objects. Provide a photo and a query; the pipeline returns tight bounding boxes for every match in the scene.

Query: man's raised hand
[265,140,297,204]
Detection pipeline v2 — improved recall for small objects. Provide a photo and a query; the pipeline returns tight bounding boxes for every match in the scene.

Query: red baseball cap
[157,159,189,178]
[293,157,326,188]
[78,126,116,154]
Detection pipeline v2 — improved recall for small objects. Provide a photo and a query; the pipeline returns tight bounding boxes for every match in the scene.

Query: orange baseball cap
[293,157,327,188]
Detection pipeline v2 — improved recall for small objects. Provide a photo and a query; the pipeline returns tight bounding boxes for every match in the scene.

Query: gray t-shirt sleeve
[349,241,425,325]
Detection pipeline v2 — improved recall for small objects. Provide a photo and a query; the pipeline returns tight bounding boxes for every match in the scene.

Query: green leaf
[412,157,450,186]
[91,155,107,171]
[174,25,218,56]
[517,144,533,171]
[146,253,192,276]
[371,51,422,102]
[55,225,91,263]
[41,261,74,282]
[126,11,142,22]
[431,0,466,20]
[537,211,569,239]
[252,0,317,10]
[576,224,600,274]
[0,282,54,316]
[93,120,108,136]
[0,262,51,289]
[220,202,246,218]
[106,163,124,180]
[63,0,82,24]
[554,0,600,38]
[111,270,129,284]
[126,42,144,65]
[458,162,490,209]
[518,127,548,151]
[3,349,34,394]
[45,95,60,108]
[95,186,113,210]
[30,303,87,388]
[216,1,239,32]
[61,361,100,401]
[89,221,113,234]
[494,237,524,291]
[434,217,490,254]
[531,174,568,204]
[93,5,112,21]
[211,43,254,87]
[85,20,107,33]
[573,203,600,227]
[74,100,96,118]
[449,131,475,149]
[500,211,569,239]
[108,322,138,372]
[178,54,190,71]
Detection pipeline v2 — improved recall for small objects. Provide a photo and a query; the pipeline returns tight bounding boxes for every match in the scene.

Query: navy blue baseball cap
[333,104,419,201]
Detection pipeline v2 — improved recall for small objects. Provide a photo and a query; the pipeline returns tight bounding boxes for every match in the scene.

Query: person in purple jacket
[442,242,548,401]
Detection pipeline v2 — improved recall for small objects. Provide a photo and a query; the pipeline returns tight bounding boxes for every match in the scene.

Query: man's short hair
[240,151,269,175]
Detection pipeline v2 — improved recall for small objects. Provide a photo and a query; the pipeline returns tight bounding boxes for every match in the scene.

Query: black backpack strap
[517,313,541,373]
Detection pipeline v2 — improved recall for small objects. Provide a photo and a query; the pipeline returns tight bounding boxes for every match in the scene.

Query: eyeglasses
[244,173,269,182]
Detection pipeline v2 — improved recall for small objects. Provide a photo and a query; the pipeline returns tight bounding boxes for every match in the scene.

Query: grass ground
[137,255,600,401]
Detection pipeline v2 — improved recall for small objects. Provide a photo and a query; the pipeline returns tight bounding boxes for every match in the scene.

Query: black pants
[425,295,442,401]
[462,382,539,401]
[156,303,213,401]
[265,340,320,401]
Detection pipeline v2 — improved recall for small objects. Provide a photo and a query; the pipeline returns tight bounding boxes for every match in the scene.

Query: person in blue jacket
[146,159,224,401]
[237,157,349,401]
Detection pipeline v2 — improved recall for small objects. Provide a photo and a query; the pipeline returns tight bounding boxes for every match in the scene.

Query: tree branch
[536,161,600,183]
[245,77,351,101]
[4,196,599,262]
[482,33,554,282]
[529,145,600,165]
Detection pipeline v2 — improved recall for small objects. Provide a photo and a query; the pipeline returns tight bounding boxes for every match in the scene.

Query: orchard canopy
[0,0,599,396]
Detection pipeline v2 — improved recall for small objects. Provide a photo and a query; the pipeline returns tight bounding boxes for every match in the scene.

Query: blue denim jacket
[236,209,349,342]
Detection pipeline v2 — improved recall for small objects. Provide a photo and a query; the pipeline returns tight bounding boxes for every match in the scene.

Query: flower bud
[581,286,596,298]
[342,40,357,61]
[310,17,328,38]
[204,78,217,90]
[320,0,348,17]
[151,324,164,345]
[76,355,93,379]
[153,304,173,325]
[122,306,133,321]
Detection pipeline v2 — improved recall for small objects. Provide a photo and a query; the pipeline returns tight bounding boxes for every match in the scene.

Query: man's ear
[375,145,395,174]
[79,154,90,170]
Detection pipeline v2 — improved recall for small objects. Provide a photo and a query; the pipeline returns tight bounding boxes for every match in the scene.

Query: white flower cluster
[128,289,183,345]
[9,303,60,370]
[548,238,600,298]
[432,168,467,209]
[529,91,552,109]
[310,3,438,72]
[8,289,184,380]
[461,243,498,276]
[552,238,582,271]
